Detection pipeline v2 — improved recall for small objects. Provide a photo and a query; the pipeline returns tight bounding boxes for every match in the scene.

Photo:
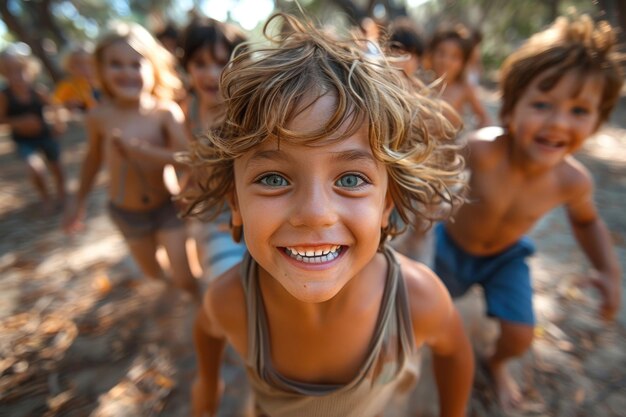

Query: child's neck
[198,96,223,127]
[113,93,156,110]
[506,136,562,177]
[256,252,388,324]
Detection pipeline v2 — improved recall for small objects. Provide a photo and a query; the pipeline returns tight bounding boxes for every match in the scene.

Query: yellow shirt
[53,77,98,110]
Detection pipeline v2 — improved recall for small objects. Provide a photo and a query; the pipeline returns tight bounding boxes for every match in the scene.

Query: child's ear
[228,188,243,227]
[381,192,395,229]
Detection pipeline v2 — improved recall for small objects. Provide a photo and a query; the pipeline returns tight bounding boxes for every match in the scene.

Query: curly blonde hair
[184,13,464,242]
[500,14,624,125]
[94,22,182,101]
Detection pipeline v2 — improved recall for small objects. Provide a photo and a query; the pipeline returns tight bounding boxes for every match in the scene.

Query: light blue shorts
[202,211,247,279]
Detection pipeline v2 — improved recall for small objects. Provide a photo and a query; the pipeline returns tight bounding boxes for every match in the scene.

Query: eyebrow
[330,149,378,165]
[246,149,291,168]
[245,148,378,168]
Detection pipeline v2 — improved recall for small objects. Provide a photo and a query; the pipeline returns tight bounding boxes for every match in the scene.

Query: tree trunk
[37,0,68,46]
[331,0,368,23]
[0,0,62,82]
[546,0,559,23]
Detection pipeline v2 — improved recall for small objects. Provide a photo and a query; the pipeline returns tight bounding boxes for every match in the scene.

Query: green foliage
[406,0,607,79]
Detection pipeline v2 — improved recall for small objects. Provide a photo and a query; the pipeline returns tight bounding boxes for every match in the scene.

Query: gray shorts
[108,199,183,240]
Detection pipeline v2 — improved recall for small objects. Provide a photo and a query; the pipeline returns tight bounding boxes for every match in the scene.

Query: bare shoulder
[396,252,454,341]
[203,263,247,338]
[85,104,112,128]
[557,155,593,188]
[179,95,190,117]
[155,98,184,121]
[462,126,506,167]
[558,156,593,197]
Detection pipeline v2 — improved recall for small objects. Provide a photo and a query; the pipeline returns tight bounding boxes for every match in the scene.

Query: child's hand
[584,270,622,321]
[52,119,67,136]
[191,377,222,417]
[112,132,149,159]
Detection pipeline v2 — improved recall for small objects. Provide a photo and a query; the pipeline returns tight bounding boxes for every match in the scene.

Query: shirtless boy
[434,15,623,410]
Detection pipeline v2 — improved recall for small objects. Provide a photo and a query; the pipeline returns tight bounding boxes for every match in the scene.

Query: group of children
[384,17,491,128]
[0,9,623,417]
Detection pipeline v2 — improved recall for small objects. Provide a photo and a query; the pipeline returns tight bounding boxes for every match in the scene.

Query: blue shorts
[15,138,60,162]
[434,223,536,325]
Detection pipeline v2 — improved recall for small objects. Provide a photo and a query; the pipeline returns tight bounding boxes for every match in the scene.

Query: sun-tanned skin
[64,33,199,300]
[430,38,491,128]
[191,95,474,417]
[446,70,622,409]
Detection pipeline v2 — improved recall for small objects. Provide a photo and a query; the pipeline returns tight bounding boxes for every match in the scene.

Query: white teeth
[285,246,342,263]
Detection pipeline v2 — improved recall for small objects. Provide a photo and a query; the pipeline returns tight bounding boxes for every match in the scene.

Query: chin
[285,280,345,304]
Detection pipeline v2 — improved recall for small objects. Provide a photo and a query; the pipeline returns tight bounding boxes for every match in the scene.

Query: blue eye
[572,106,590,116]
[259,174,289,187]
[335,174,366,188]
[531,101,550,110]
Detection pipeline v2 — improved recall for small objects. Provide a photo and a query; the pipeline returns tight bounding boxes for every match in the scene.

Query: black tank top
[2,87,51,142]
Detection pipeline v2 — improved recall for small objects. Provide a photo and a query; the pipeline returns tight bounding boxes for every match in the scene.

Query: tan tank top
[240,246,420,417]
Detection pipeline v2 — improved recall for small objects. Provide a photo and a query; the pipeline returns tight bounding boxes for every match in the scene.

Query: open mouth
[535,137,566,149]
[283,245,344,264]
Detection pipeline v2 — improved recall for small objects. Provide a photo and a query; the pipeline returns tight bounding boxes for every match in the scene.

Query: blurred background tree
[1,0,624,84]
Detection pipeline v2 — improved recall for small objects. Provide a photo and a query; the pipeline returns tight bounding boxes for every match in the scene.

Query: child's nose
[289,182,339,228]
[549,109,570,129]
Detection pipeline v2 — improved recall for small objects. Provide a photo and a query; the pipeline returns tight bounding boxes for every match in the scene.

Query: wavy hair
[183,13,464,242]
[179,17,248,70]
[94,22,182,101]
[500,14,624,125]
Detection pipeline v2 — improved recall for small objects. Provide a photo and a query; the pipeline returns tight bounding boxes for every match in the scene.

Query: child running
[0,46,66,211]
[64,22,199,300]
[385,17,425,78]
[53,45,100,113]
[178,17,248,280]
[428,24,491,128]
[434,15,623,410]
[186,14,473,417]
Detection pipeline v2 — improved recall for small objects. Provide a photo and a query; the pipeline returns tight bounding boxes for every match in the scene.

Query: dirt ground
[0,92,625,417]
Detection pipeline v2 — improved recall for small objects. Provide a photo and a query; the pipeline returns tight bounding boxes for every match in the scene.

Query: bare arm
[36,87,66,136]
[192,295,227,417]
[114,102,189,168]
[566,175,622,320]
[406,262,474,417]
[428,300,474,417]
[465,84,491,128]
[63,112,103,232]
